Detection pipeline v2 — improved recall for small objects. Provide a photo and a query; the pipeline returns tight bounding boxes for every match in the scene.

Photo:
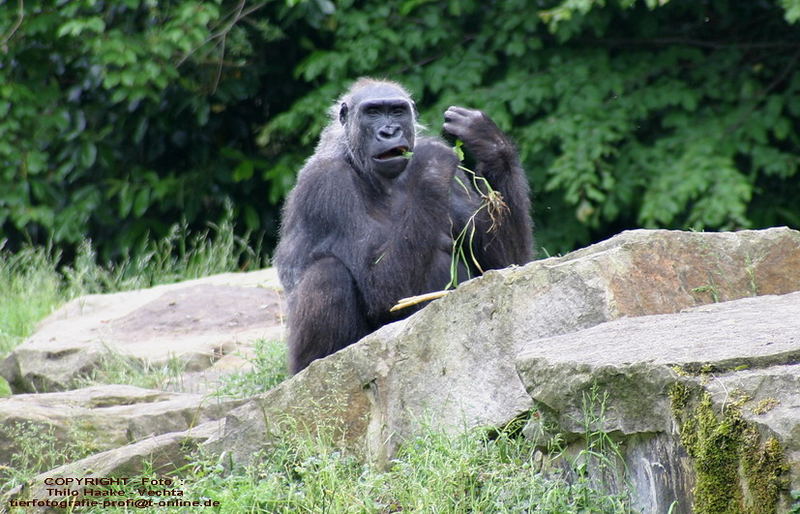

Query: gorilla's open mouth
[374,146,410,160]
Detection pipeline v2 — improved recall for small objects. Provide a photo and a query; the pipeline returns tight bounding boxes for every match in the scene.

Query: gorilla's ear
[411,100,419,120]
[339,103,349,126]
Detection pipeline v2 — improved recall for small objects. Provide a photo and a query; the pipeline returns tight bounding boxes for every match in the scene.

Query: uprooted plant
[391,140,509,312]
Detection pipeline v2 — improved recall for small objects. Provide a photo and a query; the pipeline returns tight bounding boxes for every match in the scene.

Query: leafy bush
[2,0,799,259]
[261,0,800,254]
[0,0,309,259]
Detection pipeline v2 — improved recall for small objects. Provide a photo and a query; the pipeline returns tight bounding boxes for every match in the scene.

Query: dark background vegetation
[2,0,799,265]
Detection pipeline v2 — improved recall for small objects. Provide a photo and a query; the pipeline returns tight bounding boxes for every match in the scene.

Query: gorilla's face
[341,84,416,180]
[360,98,414,179]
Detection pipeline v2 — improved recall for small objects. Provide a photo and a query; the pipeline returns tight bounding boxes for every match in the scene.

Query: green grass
[71,339,289,393]
[0,243,66,356]
[213,339,288,398]
[2,383,632,512]
[5,417,629,514]
[0,421,93,497]
[179,424,629,513]
[72,349,189,391]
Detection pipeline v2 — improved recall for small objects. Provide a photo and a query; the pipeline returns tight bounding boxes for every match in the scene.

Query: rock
[515,291,800,513]
[205,228,800,471]
[4,421,220,509]
[5,228,800,512]
[704,365,800,512]
[204,317,534,467]
[0,384,243,466]
[0,269,283,393]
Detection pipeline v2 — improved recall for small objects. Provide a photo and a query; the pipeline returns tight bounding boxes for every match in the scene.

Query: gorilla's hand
[443,106,509,162]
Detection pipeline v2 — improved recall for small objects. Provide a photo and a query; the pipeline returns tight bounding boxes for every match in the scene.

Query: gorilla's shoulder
[412,137,458,164]
[296,154,350,183]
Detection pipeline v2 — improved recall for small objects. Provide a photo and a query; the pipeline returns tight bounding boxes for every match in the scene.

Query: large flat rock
[516,292,800,434]
[516,291,800,513]
[0,269,283,393]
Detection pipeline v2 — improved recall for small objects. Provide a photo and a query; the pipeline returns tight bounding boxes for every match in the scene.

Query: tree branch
[210,0,246,93]
[595,37,800,50]
[0,0,24,53]
[725,46,800,135]
[177,0,267,68]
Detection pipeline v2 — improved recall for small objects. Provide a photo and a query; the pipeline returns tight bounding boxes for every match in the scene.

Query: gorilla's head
[339,79,416,180]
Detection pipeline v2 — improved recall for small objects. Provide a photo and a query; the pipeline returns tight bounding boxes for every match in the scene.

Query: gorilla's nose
[378,125,401,140]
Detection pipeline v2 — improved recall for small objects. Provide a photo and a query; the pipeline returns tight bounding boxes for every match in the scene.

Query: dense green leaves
[0,0,308,259]
[256,0,800,254]
[1,0,799,259]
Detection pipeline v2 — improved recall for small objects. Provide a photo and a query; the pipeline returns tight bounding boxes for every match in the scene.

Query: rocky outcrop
[516,291,800,513]
[3,228,800,512]
[0,385,243,466]
[4,421,221,504]
[206,228,800,467]
[0,269,283,394]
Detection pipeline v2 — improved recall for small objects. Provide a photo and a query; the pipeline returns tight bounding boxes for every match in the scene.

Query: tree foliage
[1,0,799,259]
[0,0,312,258]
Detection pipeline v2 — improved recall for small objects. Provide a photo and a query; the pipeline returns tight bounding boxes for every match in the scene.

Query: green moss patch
[669,384,789,514]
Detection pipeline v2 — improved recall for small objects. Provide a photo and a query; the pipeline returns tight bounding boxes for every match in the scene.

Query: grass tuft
[73,349,188,390]
[0,422,91,496]
[214,339,288,398]
[0,242,65,355]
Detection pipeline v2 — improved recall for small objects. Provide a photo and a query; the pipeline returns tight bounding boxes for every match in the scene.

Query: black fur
[274,79,533,373]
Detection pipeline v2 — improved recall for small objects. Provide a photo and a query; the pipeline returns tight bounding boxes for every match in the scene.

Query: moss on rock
[741,429,790,513]
[669,383,789,514]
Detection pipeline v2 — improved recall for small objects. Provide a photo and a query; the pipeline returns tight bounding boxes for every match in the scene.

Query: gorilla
[274,78,533,374]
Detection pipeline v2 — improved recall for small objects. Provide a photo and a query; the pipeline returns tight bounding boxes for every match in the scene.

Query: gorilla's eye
[391,106,407,116]
[364,106,381,117]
